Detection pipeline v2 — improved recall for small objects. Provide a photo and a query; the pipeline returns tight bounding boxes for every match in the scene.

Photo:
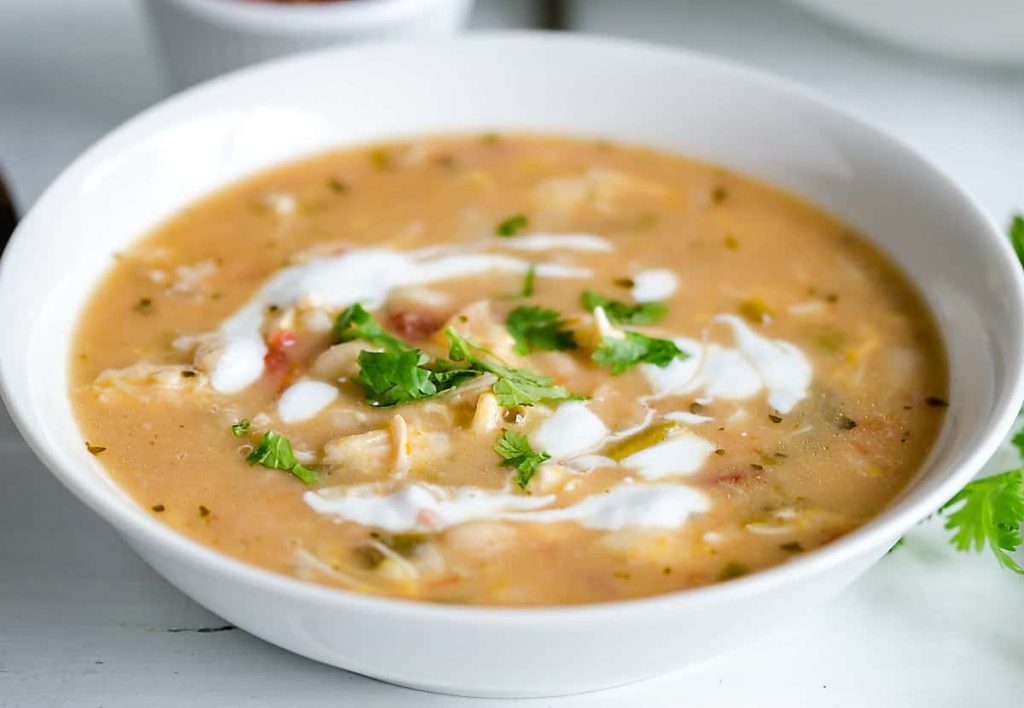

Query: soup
[71,135,947,606]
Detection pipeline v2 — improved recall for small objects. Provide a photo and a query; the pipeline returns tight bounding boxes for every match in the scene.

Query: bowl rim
[2,30,1023,623]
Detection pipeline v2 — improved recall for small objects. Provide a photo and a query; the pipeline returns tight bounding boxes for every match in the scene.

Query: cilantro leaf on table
[246,431,318,485]
[593,331,688,375]
[941,469,1024,575]
[494,430,550,489]
[506,305,577,355]
[581,290,668,326]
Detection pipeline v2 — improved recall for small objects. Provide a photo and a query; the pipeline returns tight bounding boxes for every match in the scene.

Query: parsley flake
[246,431,318,485]
[506,305,577,355]
[494,430,550,489]
[496,213,529,237]
[231,419,251,437]
[593,331,688,375]
[521,264,537,297]
[581,290,668,325]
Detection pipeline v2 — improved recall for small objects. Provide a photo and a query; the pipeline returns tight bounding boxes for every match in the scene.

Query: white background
[1,1,1022,706]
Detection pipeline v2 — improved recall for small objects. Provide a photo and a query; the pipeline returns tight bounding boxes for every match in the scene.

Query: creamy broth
[71,135,947,606]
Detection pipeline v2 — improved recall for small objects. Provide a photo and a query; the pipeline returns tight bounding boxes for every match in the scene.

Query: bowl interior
[1,33,1022,611]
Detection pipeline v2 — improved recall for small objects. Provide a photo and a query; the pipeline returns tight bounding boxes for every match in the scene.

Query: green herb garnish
[941,469,1024,575]
[246,431,318,485]
[332,303,407,352]
[231,419,251,437]
[593,331,688,375]
[506,305,577,355]
[494,430,550,489]
[581,290,667,326]
[521,264,537,297]
[355,349,478,407]
[496,213,529,237]
[445,328,574,406]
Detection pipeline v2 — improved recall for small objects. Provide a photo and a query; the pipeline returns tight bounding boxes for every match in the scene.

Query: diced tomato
[389,310,440,341]
[264,329,297,375]
[268,330,298,350]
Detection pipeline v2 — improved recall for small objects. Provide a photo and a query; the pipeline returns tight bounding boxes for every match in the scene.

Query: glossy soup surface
[71,135,947,606]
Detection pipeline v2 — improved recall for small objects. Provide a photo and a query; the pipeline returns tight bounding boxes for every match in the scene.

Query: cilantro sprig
[445,328,575,406]
[494,430,550,489]
[334,304,480,406]
[941,468,1024,575]
[593,331,688,375]
[246,431,318,485]
[333,303,406,352]
[355,349,478,407]
[506,305,577,355]
[582,290,668,326]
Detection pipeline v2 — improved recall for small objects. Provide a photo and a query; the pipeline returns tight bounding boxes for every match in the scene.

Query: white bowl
[145,0,475,88]
[786,0,1024,65]
[1,33,1022,698]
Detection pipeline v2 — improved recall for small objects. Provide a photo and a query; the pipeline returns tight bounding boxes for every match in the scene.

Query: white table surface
[1,1,1023,706]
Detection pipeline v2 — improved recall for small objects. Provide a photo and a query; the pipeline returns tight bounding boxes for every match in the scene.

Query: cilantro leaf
[444,328,575,406]
[940,469,1024,574]
[506,305,577,355]
[246,431,318,484]
[355,348,479,407]
[496,213,529,237]
[521,264,536,297]
[490,365,573,407]
[333,303,407,352]
[494,430,550,489]
[356,349,435,406]
[1010,213,1024,269]
[425,357,482,392]
[231,419,251,437]
[593,331,688,375]
[581,290,668,326]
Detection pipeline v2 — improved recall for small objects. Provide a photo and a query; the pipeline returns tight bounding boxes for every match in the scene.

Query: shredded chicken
[94,363,208,393]
[438,300,517,360]
[323,422,452,477]
[470,392,501,434]
[312,341,369,381]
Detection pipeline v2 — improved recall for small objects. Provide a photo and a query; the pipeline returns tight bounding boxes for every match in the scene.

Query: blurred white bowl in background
[787,0,1024,65]
[144,0,475,88]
